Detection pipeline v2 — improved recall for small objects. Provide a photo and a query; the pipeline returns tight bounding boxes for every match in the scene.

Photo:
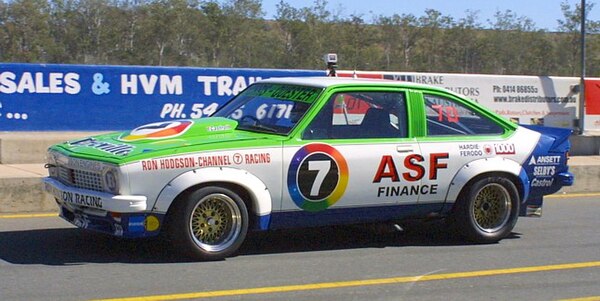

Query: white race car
[44,77,574,260]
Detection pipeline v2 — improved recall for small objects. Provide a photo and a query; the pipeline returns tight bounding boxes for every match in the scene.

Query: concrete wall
[0,132,106,164]
[570,135,600,156]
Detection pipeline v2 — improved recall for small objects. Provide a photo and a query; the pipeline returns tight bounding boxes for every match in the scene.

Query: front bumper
[43,177,163,238]
[43,177,147,212]
[57,205,164,238]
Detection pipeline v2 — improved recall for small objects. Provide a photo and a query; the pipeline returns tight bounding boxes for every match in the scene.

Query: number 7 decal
[288,143,349,212]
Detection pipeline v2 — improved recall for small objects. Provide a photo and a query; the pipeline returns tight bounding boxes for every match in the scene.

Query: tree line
[1,0,599,77]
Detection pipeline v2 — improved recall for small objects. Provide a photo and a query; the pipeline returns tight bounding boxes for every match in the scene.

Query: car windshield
[213,83,323,135]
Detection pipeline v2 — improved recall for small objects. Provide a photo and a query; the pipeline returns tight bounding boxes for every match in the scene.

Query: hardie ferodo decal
[287,143,349,212]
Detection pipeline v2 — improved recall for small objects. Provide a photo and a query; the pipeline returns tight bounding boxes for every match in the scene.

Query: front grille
[57,166,104,192]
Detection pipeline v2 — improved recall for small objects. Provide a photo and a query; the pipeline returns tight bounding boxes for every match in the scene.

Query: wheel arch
[152,167,272,223]
[445,157,529,206]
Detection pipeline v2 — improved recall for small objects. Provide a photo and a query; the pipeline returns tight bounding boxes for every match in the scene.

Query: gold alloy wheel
[471,183,512,233]
[189,193,242,252]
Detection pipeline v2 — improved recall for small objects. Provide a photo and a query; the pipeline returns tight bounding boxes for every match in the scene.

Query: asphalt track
[1,194,599,301]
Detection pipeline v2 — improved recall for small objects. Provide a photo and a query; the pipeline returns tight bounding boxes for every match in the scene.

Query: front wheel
[453,177,520,243]
[170,186,249,260]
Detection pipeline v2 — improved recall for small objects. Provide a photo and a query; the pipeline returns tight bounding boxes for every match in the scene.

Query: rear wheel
[453,177,519,243]
[170,186,248,260]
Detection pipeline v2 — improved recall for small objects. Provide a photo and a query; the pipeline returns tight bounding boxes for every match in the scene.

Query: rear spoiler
[521,125,572,150]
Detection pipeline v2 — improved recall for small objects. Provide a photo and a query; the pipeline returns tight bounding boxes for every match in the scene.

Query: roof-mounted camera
[324,53,338,77]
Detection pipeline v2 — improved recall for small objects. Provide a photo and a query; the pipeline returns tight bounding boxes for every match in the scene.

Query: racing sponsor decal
[287,143,349,212]
[377,184,438,197]
[69,137,134,156]
[483,144,493,155]
[528,155,561,165]
[493,143,515,155]
[140,152,271,171]
[373,153,448,197]
[206,124,232,132]
[244,83,321,103]
[141,156,201,170]
[67,157,104,172]
[528,155,561,188]
[50,152,105,172]
[119,120,193,142]
[242,153,271,164]
[458,144,484,157]
[198,155,231,167]
[531,178,554,187]
[128,216,146,233]
[61,190,103,209]
[232,153,244,164]
[532,166,556,177]
[145,215,160,232]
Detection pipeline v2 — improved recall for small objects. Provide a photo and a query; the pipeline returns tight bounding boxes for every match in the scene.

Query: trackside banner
[0,63,323,131]
[3,63,600,132]
[337,71,586,129]
[584,78,600,132]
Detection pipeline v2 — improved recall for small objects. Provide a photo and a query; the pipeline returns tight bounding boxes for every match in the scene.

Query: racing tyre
[170,187,249,260]
[453,177,519,243]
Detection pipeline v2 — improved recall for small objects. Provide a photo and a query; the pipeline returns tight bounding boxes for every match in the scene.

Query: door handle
[396,145,414,153]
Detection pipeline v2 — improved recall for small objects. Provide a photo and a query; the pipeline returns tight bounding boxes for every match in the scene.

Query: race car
[43,77,574,260]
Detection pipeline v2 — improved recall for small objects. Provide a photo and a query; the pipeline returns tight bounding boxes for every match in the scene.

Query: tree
[202,1,227,66]
[414,9,453,72]
[273,0,333,69]
[376,13,419,71]
[337,15,380,70]
[557,0,600,76]
[0,1,9,60]
[0,0,598,77]
[221,0,267,67]
[480,9,538,74]
[2,0,55,62]
[439,10,483,73]
[135,0,208,66]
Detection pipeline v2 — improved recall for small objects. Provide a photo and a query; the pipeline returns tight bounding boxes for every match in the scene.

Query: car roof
[258,76,441,90]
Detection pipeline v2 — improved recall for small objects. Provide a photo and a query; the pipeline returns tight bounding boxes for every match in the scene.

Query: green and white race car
[43,77,574,260]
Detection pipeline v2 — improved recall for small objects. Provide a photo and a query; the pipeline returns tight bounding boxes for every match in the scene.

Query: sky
[259,0,600,31]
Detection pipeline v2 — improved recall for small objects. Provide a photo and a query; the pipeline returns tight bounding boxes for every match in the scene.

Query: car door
[416,91,508,204]
[281,88,422,213]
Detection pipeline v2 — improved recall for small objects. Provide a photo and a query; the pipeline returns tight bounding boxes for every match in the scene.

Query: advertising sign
[4,63,600,133]
[0,64,323,131]
[338,71,581,129]
[584,78,600,134]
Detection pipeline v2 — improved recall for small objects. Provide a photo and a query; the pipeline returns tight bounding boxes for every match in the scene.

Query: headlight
[102,167,120,194]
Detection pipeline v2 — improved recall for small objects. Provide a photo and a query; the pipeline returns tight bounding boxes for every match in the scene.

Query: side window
[424,94,504,136]
[303,91,408,139]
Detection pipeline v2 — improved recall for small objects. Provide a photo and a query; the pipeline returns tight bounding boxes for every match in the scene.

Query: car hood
[52,117,274,163]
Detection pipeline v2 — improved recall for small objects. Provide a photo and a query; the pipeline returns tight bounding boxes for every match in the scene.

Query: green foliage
[0,0,599,76]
